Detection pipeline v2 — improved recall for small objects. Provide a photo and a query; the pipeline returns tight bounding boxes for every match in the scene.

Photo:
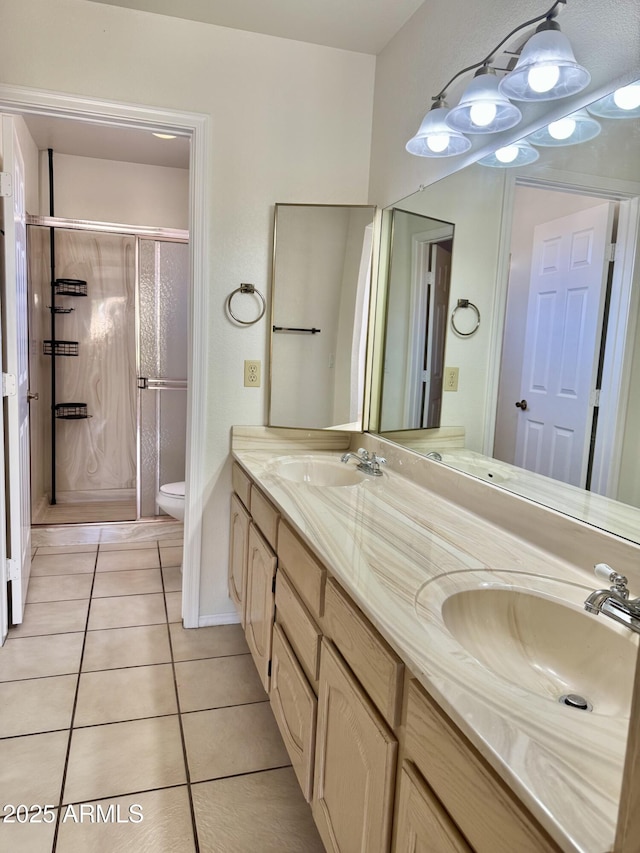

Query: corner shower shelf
[55,403,90,420]
[55,278,88,297]
[43,340,79,357]
[49,306,74,314]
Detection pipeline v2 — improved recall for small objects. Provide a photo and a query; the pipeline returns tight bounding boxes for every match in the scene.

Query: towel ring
[226,283,266,326]
[451,298,480,337]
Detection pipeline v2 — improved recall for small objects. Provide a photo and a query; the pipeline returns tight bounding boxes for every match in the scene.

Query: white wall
[39,153,189,228]
[0,0,376,621]
[369,0,640,209]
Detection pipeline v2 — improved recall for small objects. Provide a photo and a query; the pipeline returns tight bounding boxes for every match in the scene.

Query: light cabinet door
[312,638,397,853]
[229,493,250,626]
[245,523,277,691]
[270,623,317,802]
[394,762,472,853]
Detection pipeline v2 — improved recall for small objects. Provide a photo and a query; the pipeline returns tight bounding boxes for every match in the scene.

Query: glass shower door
[137,239,189,518]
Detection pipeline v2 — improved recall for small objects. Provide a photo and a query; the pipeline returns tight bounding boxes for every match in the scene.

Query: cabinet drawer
[275,569,322,688]
[270,623,317,802]
[250,486,279,550]
[405,681,561,853]
[322,578,403,728]
[232,462,252,510]
[394,761,472,853]
[277,521,326,618]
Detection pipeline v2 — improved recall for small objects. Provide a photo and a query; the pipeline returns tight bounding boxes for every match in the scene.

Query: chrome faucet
[340,447,386,477]
[584,563,640,635]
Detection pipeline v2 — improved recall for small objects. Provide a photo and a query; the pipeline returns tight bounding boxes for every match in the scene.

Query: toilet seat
[160,482,185,499]
[156,481,186,521]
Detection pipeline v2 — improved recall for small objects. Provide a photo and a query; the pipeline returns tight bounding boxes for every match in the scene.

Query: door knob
[515,399,528,411]
[27,391,39,401]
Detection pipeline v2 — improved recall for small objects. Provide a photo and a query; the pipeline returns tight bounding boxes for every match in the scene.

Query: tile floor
[0,538,324,852]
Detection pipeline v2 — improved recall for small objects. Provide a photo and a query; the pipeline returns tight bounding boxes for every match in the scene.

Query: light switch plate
[244,360,261,387]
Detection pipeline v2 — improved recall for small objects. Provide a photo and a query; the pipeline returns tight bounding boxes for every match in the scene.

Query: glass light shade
[478,139,539,168]
[528,109,601,146]
[587,81,640,119]
[498,23,590,102]
[446,68,522,134]
[406,103,472,157]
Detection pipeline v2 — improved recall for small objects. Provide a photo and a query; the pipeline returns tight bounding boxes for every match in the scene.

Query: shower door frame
[0,84,211,629]
[27,217,189,522]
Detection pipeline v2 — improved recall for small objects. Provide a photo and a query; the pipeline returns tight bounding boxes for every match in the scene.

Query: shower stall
[27,219,189,525]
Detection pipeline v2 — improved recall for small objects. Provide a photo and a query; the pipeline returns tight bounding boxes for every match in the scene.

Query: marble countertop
[231,429,635,853]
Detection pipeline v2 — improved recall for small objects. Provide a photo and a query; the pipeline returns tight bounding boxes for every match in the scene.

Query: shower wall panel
[51,230,137,494]
[27,226,52,515]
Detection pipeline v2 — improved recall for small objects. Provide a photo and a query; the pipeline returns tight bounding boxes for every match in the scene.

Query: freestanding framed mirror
[269,203,377,430]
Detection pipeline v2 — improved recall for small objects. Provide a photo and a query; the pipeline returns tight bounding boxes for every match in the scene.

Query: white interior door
[514,202,614,486]
[2,114,31,624]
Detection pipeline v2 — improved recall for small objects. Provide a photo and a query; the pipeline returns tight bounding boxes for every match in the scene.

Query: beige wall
[39,153,189,228]
[369,0,640,209]
[0,0,376,621]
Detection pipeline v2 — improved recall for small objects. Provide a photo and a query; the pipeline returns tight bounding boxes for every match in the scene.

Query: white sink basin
[270,455,364,487]
[415,570,637,716]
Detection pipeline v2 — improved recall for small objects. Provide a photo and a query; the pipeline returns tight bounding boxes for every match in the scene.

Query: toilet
[156,481,186,521]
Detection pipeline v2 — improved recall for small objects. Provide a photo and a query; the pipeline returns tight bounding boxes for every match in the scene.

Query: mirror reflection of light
[427,133,450,153]
[527,64,560,94]
[548,117,576,140]
[470,101,497,128]
[495,145,519,163]
[614,83,640,111]
[89,300,121,342]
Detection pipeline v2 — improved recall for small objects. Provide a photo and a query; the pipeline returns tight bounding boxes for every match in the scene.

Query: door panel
[2,115,31,625]
[515,203,614,487]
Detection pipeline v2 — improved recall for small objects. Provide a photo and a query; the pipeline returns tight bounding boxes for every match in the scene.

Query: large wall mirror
[372,78,640,544]
[269,203,377,430]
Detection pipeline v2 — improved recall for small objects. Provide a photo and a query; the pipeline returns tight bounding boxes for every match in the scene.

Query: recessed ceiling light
[152,132,177,140]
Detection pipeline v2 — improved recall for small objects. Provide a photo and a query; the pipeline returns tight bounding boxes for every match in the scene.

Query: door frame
[486,169,640,499]
[405,226,454,428]
[0,84,211,629]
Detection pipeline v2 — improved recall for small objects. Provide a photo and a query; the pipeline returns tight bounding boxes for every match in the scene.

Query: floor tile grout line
[162,565,201,853]
[51,548,99,853]
[191,763,294,787]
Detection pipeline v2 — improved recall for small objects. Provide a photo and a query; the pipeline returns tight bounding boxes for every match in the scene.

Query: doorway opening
[0,86,210,632]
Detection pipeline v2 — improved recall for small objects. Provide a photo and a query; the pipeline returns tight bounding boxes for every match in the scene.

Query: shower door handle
[138,377,187,391]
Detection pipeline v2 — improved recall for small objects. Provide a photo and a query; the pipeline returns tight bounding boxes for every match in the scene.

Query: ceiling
[26,0,424,169]
[24,114,191,169]
[86,0,426,55]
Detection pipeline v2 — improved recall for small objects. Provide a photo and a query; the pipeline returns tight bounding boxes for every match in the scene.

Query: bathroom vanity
[228,426,640,853]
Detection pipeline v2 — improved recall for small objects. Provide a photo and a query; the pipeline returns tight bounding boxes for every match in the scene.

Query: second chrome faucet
[341,448,386,477]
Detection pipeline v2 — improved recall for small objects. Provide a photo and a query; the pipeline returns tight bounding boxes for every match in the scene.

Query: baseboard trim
[198,612,241,627]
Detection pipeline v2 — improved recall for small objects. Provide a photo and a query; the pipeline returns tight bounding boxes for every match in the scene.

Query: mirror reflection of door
[494,184,637,493]
[380,210,454,432]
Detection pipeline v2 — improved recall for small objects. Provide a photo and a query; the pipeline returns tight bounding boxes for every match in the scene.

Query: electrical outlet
[244,360,261,387]
[444,367,459,391]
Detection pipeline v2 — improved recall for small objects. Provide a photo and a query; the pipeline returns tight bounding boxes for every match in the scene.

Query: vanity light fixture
[405,99,472,157]
[477,139,540,168]
[587,81,640,119]
[406,0,589,159]
[446,67,522,134]
[527,108,601,146]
